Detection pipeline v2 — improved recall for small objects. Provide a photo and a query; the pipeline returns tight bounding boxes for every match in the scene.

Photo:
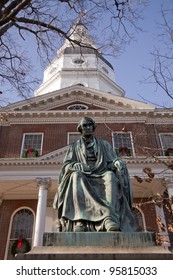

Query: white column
[33,177,51,247]
[164,176,173,214]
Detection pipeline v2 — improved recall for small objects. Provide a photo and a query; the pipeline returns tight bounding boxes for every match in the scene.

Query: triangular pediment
[3,85,155,113]
[37,145,68,162]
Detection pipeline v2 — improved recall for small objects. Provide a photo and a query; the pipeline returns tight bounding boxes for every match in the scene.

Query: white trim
[3,85,154,111]
[4,206,35,260]
[67,132,81,145]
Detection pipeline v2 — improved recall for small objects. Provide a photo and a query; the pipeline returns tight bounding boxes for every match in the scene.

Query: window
[6,208,34,260]
[71,81,88,87]
[112,132,133,157]
[72,58,85,65]
[68,132,81,144]
[102,66,109,74]
[132,207,145,231]
[67,104,88,110]
[21,133,43,158]
[160,133,173,156]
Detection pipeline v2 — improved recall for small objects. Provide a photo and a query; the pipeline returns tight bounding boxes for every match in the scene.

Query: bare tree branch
[144,5,173,103]
[0,0,145,103]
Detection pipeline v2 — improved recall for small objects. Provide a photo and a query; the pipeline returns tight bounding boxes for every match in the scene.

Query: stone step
[16,245,173,260]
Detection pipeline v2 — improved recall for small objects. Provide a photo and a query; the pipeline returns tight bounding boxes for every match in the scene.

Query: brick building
[0,21,173,259]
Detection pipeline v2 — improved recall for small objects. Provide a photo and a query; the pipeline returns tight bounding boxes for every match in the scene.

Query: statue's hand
[73,163,84,171]
[114,159,125,172]
[73,163,91,172]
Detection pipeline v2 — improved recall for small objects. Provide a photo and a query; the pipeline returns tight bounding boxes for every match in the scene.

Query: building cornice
[0,156,172,167]
[1,109,173,125]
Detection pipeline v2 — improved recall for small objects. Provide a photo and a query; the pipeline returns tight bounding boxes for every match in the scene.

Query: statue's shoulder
[68,138,81,149]
[96,138,111,147]
[75,138,82,146]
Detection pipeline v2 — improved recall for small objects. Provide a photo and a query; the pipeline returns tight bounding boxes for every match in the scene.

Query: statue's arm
[103,140,133,207]
[60,143,91,181]
[103,140,125,171]
[59,145,78,182]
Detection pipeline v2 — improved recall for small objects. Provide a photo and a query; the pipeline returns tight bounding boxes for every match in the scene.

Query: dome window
[73,58,85,65]
[102,66,109,74]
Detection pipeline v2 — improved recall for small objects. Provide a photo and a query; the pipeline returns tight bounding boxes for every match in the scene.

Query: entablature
[1,109,173,125]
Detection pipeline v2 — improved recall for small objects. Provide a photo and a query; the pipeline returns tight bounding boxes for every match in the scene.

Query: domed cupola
[35,20,124,97]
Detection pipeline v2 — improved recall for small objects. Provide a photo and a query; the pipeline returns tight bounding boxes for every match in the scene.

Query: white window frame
[20,132,44,158]
[159,133,173,156]
[67,132,81,145]
[112,131,135,157]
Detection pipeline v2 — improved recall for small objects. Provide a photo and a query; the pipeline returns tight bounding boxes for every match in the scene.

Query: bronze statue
[53,117,136,232]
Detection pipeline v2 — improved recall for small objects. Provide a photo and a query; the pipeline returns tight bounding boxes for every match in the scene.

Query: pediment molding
[2,85,173,125]
[0,146,68,167]
[2,85,155,112]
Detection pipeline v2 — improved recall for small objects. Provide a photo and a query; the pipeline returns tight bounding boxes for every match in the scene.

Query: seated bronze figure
[53,117,136,232]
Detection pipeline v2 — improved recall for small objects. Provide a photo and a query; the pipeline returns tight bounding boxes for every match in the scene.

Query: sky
[114,0,173,108]
[1,0,173,108]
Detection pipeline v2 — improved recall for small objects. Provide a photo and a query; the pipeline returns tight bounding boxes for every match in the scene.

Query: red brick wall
[141,203,158,232]
[134,198,158,232]
[0,200,37,260]
[1,122,173,158]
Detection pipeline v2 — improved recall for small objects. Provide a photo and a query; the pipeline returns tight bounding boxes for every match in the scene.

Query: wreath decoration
[116,146,131,157]
[11,238,31,256]
[24,148,39,158]
[165,148,173,156]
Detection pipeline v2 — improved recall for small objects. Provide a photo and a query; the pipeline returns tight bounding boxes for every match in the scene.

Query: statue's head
[77,117,96,134]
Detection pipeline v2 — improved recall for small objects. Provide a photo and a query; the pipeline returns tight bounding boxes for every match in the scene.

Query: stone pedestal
[43,232,155,247]
[16,232,173,260]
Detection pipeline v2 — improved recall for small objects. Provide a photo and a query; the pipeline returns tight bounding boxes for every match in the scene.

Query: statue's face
[80,119,94,137]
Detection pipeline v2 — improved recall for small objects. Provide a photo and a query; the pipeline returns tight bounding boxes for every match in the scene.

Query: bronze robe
[53,137,136,232]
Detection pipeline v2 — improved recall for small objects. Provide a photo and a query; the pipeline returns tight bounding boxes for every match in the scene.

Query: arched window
[133,207,146,231]
[6,208,34,259]
[71,81,88,87]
